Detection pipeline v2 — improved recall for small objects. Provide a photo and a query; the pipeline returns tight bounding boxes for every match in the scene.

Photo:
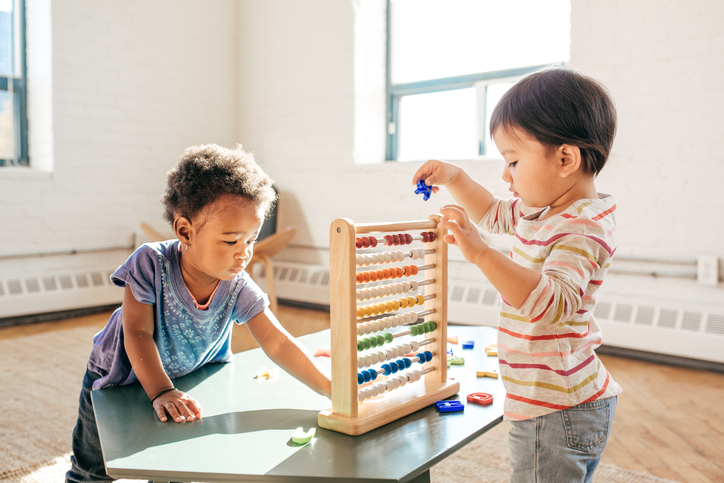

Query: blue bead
[391,361,399,373]
[357,373,364,385]
[382,363,391,376]
[404,358,412,368]
[416,352,425,364]
[369,369,378,380]
[424,350,433,362]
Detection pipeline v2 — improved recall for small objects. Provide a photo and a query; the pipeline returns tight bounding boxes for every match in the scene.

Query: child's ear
[557,144,582,178]
[174,216,192,244]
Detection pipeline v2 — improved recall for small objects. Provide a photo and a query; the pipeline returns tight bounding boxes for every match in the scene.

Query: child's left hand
[439,204,490,265]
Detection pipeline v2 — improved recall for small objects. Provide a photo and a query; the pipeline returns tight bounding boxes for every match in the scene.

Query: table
[92,326,504,483]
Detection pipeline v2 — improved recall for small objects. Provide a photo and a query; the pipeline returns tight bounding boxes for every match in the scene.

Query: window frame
[385,0,558,162]
[0,0,28,167]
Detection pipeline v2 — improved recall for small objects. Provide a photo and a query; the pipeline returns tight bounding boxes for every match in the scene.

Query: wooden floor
[2,305,723,483]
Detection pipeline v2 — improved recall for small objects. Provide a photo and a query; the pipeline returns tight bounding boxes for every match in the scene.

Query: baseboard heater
[251,261,724,365]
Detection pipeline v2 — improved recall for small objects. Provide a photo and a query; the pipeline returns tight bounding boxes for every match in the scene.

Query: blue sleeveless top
[87,240,268,390]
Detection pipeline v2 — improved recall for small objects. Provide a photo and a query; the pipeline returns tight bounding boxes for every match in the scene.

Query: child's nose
[501,165,512,183]
[236,244,253,260]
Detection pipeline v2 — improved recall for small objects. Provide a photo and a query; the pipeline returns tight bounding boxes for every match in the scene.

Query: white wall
[236,0,724,307]
[0,0,239,279]
[1,0,722,317]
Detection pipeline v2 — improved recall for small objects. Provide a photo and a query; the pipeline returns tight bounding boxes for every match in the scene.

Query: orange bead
[396,267,404,278]
[363,271,372,282]
[411,265,419,275]
[369,270,378,282]
[382,268,391,279]
[376,269,384,280]
[356,272,364,283]
[399,297,409,308]
[402,265,411,276]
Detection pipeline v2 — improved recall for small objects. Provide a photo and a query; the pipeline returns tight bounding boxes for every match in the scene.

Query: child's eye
[247,239,258,245]
[224,240,237,245]
[508,161,518,168]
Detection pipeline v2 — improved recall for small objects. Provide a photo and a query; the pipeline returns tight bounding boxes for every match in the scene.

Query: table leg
[409,469,431,483]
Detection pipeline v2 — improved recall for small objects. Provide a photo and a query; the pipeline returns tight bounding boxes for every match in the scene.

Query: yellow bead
[407,296,417,306]
[357,307,365,319]
[385,301,394,312]
[399,297,409,309]
[364,305,373,317]
[416,295,425,305]
[392,300,401,311]
[370,304,379,316]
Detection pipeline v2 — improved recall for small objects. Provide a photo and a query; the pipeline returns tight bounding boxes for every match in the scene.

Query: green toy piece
[449,356,465,365]
[292,426,316,445]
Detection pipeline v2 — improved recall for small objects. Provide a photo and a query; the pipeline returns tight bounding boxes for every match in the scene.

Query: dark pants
[66,368,114,482]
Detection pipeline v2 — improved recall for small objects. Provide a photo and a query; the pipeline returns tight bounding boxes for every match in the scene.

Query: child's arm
[439,204,541,309]
[245,308,332,398]
[122,285,203,423]
[412,160,495,224]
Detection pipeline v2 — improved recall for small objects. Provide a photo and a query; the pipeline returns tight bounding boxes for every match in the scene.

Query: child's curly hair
[162,144,276,226]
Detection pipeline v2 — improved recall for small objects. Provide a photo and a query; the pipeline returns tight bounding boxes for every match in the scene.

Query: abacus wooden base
[318,379,460,436]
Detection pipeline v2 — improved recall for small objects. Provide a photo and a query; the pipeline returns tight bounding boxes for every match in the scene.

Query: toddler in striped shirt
[413,67,621,483]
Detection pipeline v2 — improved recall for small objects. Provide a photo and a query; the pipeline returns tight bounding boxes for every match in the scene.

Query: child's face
[186,194,264,281]
[492,126,568,209]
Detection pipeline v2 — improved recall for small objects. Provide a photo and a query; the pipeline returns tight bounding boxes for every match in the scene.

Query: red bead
[385,235,393,246]
[392,234,400,245]
[429,232,437,242]
[362,237,370,248]
[405,234,412,244]
[421,232,429,243]
[356,237,363,248]
[369,237,378,248]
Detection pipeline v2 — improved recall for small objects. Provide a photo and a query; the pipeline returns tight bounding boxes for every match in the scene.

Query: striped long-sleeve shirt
[479,194,622,420]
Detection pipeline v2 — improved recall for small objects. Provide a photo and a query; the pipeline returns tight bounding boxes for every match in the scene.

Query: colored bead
[382,363,392,376]
[384,235,393,245]
[358,373,364,385]
[376,334,386,346]
[424,350,433,362]
[356,237,363,249]
[411,265,419,275]
[369,237,377,248]
[421,232,429,243]
[357,340,364,351]
[411,325,418,336]
[403,358,412,368]
[391,299,401,311]
[416,295,425,305]
[429,232,436,242]
[384,332,393,343]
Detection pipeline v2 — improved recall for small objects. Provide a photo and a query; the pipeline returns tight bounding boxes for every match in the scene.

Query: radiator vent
[253,261,724,364]
[0,268,123,320]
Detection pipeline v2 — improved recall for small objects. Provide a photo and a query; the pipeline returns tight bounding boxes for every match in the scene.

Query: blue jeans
[508,396,617,483]
[66,368,114,482]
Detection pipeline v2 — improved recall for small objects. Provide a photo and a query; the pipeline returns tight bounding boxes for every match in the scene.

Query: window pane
[484,81,515,157]
[390,0,570,84]
[0,90,15,158]
[397,88,477,162]
[0,0,13,77]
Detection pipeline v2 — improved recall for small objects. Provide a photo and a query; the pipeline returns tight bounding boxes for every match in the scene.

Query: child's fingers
[156,401,185,423]
[411,160,441,186]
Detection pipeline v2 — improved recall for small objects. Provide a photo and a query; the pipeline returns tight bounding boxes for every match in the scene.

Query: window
[0,0,27,166]
[387,0,570,161]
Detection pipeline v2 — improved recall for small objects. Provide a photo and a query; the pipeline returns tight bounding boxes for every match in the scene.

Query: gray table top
[92,325,504,483]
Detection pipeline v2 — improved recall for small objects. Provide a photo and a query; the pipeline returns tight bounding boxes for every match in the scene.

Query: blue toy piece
[435,400,464,413]
[414,179,433,201]
[462,340,474,349]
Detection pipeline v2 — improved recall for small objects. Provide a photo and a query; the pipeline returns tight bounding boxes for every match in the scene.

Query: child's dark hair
[162,144,276,225]
[490,67,617,176]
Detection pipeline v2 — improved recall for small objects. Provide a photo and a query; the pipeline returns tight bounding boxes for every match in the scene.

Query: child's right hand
[411,159,462,193]
[152,389,203,423]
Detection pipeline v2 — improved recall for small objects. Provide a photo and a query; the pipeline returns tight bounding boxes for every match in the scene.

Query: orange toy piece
[315,349,332,357]
[476,369,499,379]
[447,335,459,344]
[485,344,498,356]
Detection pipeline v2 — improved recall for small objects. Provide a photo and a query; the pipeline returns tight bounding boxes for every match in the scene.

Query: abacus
[318,216,460,436]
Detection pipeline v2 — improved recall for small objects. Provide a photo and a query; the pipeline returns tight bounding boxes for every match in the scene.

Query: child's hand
[439,204,490,265]
[411,160,461,194]
[152,389,202,423]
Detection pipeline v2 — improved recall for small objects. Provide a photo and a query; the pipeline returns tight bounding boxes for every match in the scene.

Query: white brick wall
[0,0,239,279]
[1,0,722,316]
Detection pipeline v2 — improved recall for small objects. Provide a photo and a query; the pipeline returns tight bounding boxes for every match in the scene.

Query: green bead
[411,325,418,336]
[376,334,385,346]
[357,340,364,351]
[384,332,394,343]
[364,338,372,350]
[429,321,437,331]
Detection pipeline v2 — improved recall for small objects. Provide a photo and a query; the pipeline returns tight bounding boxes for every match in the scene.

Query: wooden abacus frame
[318,215,460,436]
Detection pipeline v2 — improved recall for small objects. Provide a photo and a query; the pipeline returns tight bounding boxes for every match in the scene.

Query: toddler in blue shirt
[66,144,331,482]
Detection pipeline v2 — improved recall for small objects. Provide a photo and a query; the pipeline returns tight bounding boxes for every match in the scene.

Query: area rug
[0,326,680,483]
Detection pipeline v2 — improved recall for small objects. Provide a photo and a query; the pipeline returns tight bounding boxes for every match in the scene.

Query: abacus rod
[354,219,437,234]
[417,308,436,317]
